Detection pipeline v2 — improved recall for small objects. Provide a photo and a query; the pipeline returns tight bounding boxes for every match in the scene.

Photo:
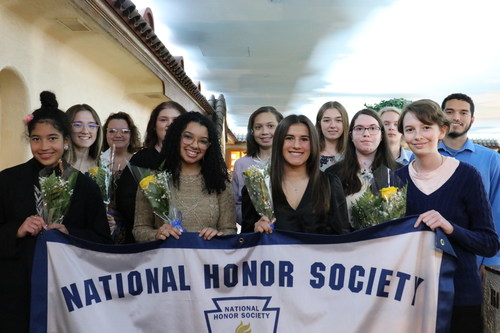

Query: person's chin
[447,130,467,139]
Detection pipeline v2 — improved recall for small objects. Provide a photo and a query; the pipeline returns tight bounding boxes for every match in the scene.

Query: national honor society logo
[204,296,279,332]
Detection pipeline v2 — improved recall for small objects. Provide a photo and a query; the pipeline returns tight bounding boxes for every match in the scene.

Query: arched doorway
[0,67,30,170]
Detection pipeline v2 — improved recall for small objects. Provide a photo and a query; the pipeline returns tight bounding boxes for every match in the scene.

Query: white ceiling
[134,0,500,139]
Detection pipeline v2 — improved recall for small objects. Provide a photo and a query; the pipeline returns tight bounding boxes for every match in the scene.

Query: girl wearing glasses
[102,112,141,242]
[115,101,187,243]
[326,109,401,228]
[0,91,111,332]
[65,104,103,173]
[133,112,236,241]
[241,115,350,235]
[232,106,283,225]
[315,101,349,171]
[102,112,141,175]
[396,100,498,332]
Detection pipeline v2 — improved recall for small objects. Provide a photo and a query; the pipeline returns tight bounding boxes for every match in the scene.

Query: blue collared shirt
[439,139,500,266]
[395,148,412,166]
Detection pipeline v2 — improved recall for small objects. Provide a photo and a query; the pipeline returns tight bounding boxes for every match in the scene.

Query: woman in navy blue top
[396,99,499,333]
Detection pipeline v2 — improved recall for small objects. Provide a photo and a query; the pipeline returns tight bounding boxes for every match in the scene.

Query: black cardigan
[115,147,161,243]
[0,159,111,332]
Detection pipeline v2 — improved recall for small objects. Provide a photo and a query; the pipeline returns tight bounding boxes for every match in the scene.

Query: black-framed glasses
[352,126,381,135]
[107,128,131,135]
[72,122,100,132]
[181,132,211,149]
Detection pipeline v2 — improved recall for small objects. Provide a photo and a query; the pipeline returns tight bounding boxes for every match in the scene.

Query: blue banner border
[30,215,456,333]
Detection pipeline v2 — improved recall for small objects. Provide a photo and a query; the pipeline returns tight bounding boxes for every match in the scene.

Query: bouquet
[130,164,184,231]
[37,160,78,225]
[243,164,274,224]
[351,185,407,229]
[88,153,114,205]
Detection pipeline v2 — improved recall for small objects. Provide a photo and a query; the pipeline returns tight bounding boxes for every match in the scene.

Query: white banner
[30,216,455,333]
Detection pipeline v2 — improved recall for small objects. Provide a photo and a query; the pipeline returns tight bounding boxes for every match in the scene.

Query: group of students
[0,90,498,332]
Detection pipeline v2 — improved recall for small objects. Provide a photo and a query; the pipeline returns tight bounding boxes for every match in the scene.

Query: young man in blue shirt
[439,93,500,267]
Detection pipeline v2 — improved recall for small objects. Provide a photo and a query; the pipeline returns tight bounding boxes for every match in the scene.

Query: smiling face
[30,122,68,168]
[351,114,382,155]
[179,121,210,168]
[402,111,446,157]
[106,119,130,151]
[380,111,402,145]
[156,108,182,145]
[253,112,279,150]
[320,108,344,141]
[442,98,474,138]
[70,110,99,149]
[282,123,311,168]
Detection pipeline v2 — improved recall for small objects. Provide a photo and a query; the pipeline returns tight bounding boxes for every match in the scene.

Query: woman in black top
[326,109,402,229]
[115,101,187,242]
[0,91,111,333]
[242,114,349,235]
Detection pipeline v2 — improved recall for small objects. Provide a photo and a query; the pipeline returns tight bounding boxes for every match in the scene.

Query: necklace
[283,178,308,193]
[255,153,270,164]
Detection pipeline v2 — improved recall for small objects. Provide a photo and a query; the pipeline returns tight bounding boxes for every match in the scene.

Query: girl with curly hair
[133,112,236,241]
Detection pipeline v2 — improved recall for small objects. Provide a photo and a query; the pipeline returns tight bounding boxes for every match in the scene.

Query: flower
[23,114,34,125]
[243,164,274,221]
[129,164,184,232]
[380,186,398,200]
[351,185,407,229]
[88,154,114,205]
[88,167,99,176]
[38,162,78,225]
[139,175,156,190]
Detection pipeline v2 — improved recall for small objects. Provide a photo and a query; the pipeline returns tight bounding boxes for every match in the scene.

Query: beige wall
[0,0,198,169]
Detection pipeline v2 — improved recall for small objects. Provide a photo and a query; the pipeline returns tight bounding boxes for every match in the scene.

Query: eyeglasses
[352,126,381,135]
[72,122,100,131]
[181,132,211,149]
[107,128,131,135]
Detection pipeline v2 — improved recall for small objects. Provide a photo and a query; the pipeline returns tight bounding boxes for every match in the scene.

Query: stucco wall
[0,0,185,169]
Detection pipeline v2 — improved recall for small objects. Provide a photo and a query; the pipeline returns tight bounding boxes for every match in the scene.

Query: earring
[64,145,69,151]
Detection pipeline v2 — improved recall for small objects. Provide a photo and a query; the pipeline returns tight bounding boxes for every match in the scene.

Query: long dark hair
[65,104,103,160]
[102,112,141,153]
[337,109,396,195]
[270,114,330,214]
[246,106,283,157]
[143,101,187,149]
[159,111,229,194]
[315,101,349,155]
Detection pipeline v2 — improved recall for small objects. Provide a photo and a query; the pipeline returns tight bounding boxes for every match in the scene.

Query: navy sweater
[396,162,499,306]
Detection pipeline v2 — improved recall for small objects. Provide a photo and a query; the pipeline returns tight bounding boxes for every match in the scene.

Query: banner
[30,216,456,333]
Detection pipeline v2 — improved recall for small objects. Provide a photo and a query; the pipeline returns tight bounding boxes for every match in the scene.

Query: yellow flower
[380,186,398,200]
[88,167,99,176]
[139,175,156,190]
[243,167,256,177]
